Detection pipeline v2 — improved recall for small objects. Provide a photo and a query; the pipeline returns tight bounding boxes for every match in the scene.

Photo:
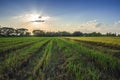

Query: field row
[0,37,119,80]
[65,37,120,59]
[66,37,120,49]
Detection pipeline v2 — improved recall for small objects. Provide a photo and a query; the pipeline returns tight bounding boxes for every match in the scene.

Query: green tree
[32,30,45,36]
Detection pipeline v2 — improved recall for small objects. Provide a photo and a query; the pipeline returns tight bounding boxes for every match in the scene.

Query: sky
[0,0,120,33]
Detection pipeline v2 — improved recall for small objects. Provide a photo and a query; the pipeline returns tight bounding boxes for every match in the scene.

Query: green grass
[0,37,119,80]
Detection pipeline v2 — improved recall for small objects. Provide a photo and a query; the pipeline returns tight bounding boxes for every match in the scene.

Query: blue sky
[0,0,120,33]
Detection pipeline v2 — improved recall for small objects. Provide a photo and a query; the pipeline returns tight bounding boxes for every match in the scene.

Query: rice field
[0,37,120,80]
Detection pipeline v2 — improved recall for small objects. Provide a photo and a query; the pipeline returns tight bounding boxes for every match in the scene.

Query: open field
[0,37,120,80]
[65,37,120,47]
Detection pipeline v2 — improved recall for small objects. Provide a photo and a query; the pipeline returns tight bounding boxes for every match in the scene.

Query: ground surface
[0,37,120,80]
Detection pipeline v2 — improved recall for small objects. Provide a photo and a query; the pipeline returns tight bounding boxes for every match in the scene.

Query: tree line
[0,27,120,37]
[0,27,30,36]
[32,30,119,37]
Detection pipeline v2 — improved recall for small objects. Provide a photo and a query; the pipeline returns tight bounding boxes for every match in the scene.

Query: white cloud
[95,23,103,27]
[13,14,50,22]
[76,20,120,34]
[50,20,120,34]
[114,20,120,25]
[78,20,102,32]
[11,15,120,34]
[114,20,120,28]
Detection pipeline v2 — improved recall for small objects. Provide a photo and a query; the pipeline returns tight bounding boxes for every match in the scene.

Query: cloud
[41,16,50,20]
[54,20,120,34]
[13,16,23,19]
[11,15,120,34]
[114,20,120,25]
[13,14,50,22]
[78,20,101,32]
[114,20,120,28]
[95,23,103,27]
[80,20,104,28]
[76,20,120,34]
[81,20,97,27]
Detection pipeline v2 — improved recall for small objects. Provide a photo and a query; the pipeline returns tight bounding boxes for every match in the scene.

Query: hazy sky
[0,0,120,33]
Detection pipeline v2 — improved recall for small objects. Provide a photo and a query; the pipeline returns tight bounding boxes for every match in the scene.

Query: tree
[106,32,116,37]
[89,32,102,36]
[118,34,120,37]
[16,28,29,36]
[0,27,15,36]
[32,30,45,36]
[25,32,31,36]
[72,31,83,36]
[59,31,71,36]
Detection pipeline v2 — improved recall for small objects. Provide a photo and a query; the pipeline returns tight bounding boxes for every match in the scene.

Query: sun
[21,13,51,29]
[29,14,40,21]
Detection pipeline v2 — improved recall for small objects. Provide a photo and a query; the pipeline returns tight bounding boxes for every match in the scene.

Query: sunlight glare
[29,14,39,21]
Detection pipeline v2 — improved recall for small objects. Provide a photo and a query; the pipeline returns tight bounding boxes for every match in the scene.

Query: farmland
[0,37,120,80]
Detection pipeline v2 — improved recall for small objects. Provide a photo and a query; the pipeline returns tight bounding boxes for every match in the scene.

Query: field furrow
[0,38,49,79]
[61,38,120,79]
[40,39,67,80]
[0,38,45,57]
[65,38,120,59]
[0,37,119,80]
[13,39,51,80]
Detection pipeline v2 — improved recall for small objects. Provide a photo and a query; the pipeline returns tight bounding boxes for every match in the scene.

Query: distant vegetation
[0,27,30,37]
[0,27,120,37]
